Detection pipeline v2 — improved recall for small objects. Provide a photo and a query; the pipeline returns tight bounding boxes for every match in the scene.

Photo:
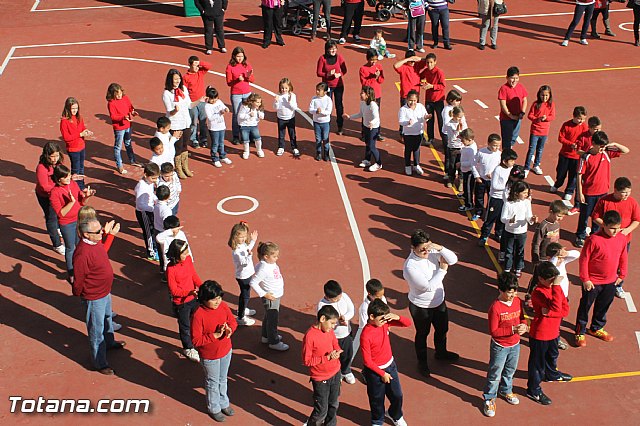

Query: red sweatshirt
[316,54,348,89]
[35,163,56,197]
[579,231,628,284]
[49,181,86,225]
[59,116,86,152]
[166,255,202,305]
[302,326,341,381]
[107,95,135,131]
[498,82,527,120]
[557,119,587,160]
[225,62,254,95]
[579,150,621,196]
[592,194,640,243]
[527,101,555,136]
[191,301,237,360]
[72,239,114,300]
[183,61,211,100]
[359,62,385,99]
[394,61,424,98]
[360,316,411,377]
[487,297,526,347]
[529,285,569,341]
[420,66,446,103]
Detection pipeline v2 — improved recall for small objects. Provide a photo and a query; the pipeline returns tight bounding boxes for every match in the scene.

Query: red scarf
[174,87,185,102]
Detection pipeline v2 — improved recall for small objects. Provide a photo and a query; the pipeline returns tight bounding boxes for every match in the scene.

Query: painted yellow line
[571,371,640,383]
[448,65,640,82]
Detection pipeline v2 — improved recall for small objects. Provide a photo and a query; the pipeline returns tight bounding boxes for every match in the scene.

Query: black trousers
[426,100,445,145]
[337,334,354,375]
[527,337,560,396]
[474,178,490,216]
[277,117,298,149]
[575,282,616,335]
[235,277,251,320]
[202,14,225,50]
[339,1,364,39]
[445,147,461,181]
[328,86,344,130]
[403,134,421,166]
[312,0,332,38]
[461,171,475,208]
[173,298,199,349]
[480,197,505,239]
[307,371,341,426]
[408,301,449,367]
[262,6,284,44]
[553,155,578,194]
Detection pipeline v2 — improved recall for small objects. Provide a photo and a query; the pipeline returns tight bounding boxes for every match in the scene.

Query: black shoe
[232,138,240,145]
[544,372,573,382]
[418,362,431,377]
[261,42,271,49]
[221,407,235,416]
[353,34,361,42]
[635,40,640,47]
[591,31,601,39]
[490,44,497,50]
[435,351,459,361]
[191,142,200,148]
[377,135,385,141]
[574,238,585,248]
[527,392,552,405]
[209,412,226,422]
[336,128,344,136]
[444,44,453,50]
[98,367,115,375]
[478,44,485,50]
[431,43,438,49]
[108,341,126,350]
[315,153,321,161]
[323,151,329,162]
[200,142,208,148]
[605,29,616,36]
[276,39,285,46]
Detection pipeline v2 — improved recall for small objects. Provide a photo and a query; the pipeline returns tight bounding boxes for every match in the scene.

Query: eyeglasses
[86,227,103,235]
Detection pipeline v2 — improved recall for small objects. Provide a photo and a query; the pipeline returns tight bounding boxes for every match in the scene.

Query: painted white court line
[452,84,467,94]
[0,47,15,76]
[516,136,524,145]
[544,175,555,186]
[32,1,182,12]
[216,195,259,216]
[625,292,637,313]
[474,99,489,109]
[636,331,640,350]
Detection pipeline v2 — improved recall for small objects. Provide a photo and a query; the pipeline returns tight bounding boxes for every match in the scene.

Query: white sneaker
[580,39,588,45]
[404,166,412,175]
[244,308,256,316]
[524,170,530,178]
[237,316,256,326]
[561,39,569,46]
[184,348,200,362]
[261,335,282,344]
[276,148,285,156]
[213,161,222,168]
[338,37,346,44]
[387,53,396,59]
[413,165,424,176]
[343,373,356,384]
[242,151,249,160]
[378,55,383,60]
[54,245,66,255]
[532,165,543,175]
[293,148,300,157]
[368,163,382,172]
[269,341,289,351]
[483,399,496,417]
[386,412,408,426]
[221,157,233,164]
[615,287,626,299]
[113,322,122,332]
[359,159,371,168]
[563,193,572,201]
[257,150,265,158]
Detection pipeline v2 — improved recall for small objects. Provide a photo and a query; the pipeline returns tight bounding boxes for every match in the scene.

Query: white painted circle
[618,22,633,32]
[217,195,259,216]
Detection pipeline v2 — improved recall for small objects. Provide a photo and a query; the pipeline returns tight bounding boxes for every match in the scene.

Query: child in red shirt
[551,106,587,199]
[498,66,528,150]
[524,85,555,176]
[60,97,93,190]
[527,262,572,406]
[302,305,342,426]
[106,83,140,174]
[420,53,446,148]
[359,49,385,141]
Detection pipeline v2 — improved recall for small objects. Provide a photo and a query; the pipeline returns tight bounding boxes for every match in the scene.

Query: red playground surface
[1,0,639,424]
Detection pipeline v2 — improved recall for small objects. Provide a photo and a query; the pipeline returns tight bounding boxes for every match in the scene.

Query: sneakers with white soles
[385,412,408,426]
[483,399,496,417]
[261,335,282,344]
[257,150,265,158]
[237,316,256,326]
[499,392,520,405]
[405,166,412,175]
[276,148,285,156]
[184,348,200,362]
[561,40,569,46]
[244,308,256,316]
[293,148,301,157]
[343,373,356,384]
[532,166,543,175]
[54,245,66,255]
[368,163,382,172]
[242,151,249,160]
[413,165,424,175]
[580,39,588,45]
[221,158,232,164]
[113,322,122,332]
[213,161,222,168]
[359,159,371,168]
[269,342,289,351]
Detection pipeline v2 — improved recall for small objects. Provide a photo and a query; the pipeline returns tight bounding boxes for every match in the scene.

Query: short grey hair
[78,218,100,234]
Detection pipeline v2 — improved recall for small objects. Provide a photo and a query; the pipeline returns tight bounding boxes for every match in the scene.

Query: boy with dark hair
[317,280,356,385]
[359,48,385,141]
[158,162,182,216]
[531,200,568,265]
[360,299,411,426]
[478,148,517,246]
[419,53,446,148]
[482,272,527,418]
[302,305,342,426]
[472,134,502,221]
[393,51,425,138]
[135,163,160,261]
[551,106,587,199]
[498,66,528,150]
[352,279,388,359]
[575,210,628,347]
[592,177,640,298]
[153,116,180,174]
[183,55,212,148]
[574,131,629,247]
[527,261,572,406]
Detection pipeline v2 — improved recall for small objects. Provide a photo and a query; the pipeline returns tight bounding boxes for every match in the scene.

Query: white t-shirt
[317,293,355,339]
[398,103,428,136]
[162,87,192,130]
[309,95,333,124]
[274,93,298,120]
[231,241,256,279]
[237,105,264,127]
[403,248,458,308]
[358,295,388,329]
[156,229,191,271]
[204,100,228,132]
[250,261,284,299]
[151,131,177,166]
[350,101,380,129]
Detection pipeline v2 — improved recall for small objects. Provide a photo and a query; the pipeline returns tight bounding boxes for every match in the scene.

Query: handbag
[493,1,507,16]
[409,0,425,17]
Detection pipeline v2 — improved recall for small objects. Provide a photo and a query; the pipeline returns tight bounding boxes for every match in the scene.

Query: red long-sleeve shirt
[579,231,628,284]
[592,194,640,243]
[316,54,347,89]
[302,326,341,381]
[360,316,411,377]
[420,66,446,103]
[359,62,384,99]
[527,101,555,136]
[49,181,86,226]
[487,297,526,347]
[557,119,588,160]
[35,163,56,198]
[394,61,424,98]
[59,116,86,152]
[166,255,202,305]
[72,239,114,300]
[183,61,211,100]
[225,62,254,95]
[529,285,569,341]
[107,95,135,131]
[191,301,237,360]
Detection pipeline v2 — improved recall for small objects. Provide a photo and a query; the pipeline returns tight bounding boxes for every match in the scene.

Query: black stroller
[283,0,327,35]
[368,0,408,22]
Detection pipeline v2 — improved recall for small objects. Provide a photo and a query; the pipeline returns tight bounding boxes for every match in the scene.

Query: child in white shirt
[370,28,396,60]
[274,78,300,157]
[309,82,333,162]
[204,86,232,167]
[398,89,430,176]
[443,106,468,189]
[158,162,181,216]
[228,222,258,326]
[156,215,192,273]
[458,128,478,212]
[500,181,538,275]
[344,86,382,171]
[135,163,160,260]
[238,93,265,160]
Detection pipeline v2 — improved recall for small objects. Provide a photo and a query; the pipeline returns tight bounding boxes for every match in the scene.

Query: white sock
[243,143,249,153]
[255,139,262,151]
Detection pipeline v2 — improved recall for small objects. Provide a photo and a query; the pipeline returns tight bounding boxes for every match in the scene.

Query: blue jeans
[36,193,62,247]
[209,130,227,162]
[500,118,522,150]
[230,93,251,140]
[59,221,78,274]
[240,126,261,144]
[576,193,604,239]
[428,7,450,46]
[483,340,520,400]
[189,102,208,145]
[524,134,548,170]
[314,122,330,154]
[363,361,403,426]
[202,350,232,414]
[407,14,426,50]
[363,127,381,164]
[82,293,115,370]
[113,127,136,170]
[67,149,86,189]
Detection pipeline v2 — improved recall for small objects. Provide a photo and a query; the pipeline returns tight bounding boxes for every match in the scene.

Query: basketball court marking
[217,195,260,216]
[571,370,640,382]
[32,0,182,12]
[474,99,489,109]
[625,292,637,313]
[449,65,640,81]
[452,85,467,94]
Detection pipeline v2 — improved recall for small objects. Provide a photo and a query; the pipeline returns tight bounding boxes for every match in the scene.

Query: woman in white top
[398,89,430,176]
[343,85,382,172]
[402,228,458,376]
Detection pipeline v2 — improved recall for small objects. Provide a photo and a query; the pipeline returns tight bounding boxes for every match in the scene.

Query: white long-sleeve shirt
[443,117,468,149]
[309,95,333,123]
[274,93,298,120]
[162,87,192,130]
[231,241,256,279]
[158,172,181,210]
[151,131,176,166]
[153,201,172,232]
[349,100,380,129]
[441,104,454,133]
[488,165,512,199]
[460,142,478,173]
[237,105,264,127]
[134,178,156,212]
[370,37,388,56]
[317,292,355,339]
[204,99,228,131]
[472,147,502,179]
[250,261,284,299]
[358,295,388,329]
[500,198,534,234]
[551,250,580,298]
[398,103,428,136]
[156,229,191,270]
[403,248,458,308]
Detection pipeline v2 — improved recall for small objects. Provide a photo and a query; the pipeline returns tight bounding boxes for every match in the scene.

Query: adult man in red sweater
[420,53,446,148]
[302,305,342,426]
[183,56,211,148]
[72,218,125,375]
[575,210,628,347]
